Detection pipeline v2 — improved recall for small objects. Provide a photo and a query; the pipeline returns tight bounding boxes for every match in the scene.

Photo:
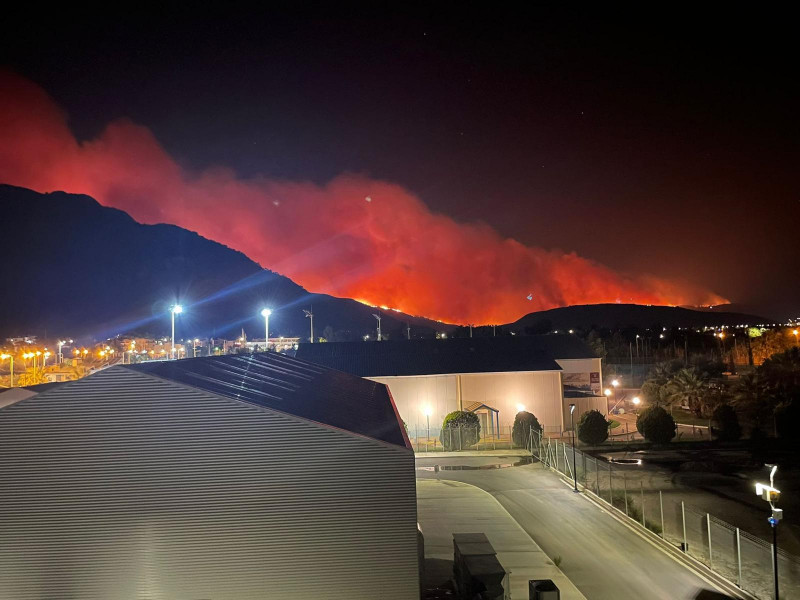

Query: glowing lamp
[604,388,612,397]
[632,397,641,405]
[260,308,272,317]
[172,304,183,314]
[516,403,526,413]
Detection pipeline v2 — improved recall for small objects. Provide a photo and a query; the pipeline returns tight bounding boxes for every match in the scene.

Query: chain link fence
[530,429,800,600]
[408,425,561,452]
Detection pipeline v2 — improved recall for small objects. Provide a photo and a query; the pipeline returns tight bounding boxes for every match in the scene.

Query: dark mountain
[0,185,447,342]
[507,303,774,333]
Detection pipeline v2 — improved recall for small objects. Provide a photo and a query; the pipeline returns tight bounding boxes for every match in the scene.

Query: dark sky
[2,6,798,319]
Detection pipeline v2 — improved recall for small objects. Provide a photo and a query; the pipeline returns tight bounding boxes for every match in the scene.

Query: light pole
[261,308,272,351]
[171,304,183,360]
[423,406,432,450]
[0,353,13,387]
[569,403,578,492]
[303,309,314,343]
[755,465,782,600]
[373,313,382,341]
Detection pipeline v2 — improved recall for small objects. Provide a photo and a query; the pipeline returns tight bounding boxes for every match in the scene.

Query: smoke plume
[0,71,725,324]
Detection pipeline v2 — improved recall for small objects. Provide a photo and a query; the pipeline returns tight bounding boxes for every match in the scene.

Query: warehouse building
[295,334,606,435]
[0,353,419,600]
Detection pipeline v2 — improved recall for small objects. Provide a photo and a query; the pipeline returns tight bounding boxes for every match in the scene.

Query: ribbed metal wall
[0,367,419,599]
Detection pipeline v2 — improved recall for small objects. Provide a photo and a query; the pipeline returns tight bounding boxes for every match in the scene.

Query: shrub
[512,411,542,449]
[577,410,609,445]
[440,411,480,450]
[711,404,741,441]
[636,406,677,444]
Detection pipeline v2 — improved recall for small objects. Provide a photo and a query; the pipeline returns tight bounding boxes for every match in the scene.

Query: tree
[666,368,713,416]
[731,372,776,436]
[440,411,480,450]
[577,410,609,445]
[512,411,542,449]
[711,404,741,441]
[636,406,677,444]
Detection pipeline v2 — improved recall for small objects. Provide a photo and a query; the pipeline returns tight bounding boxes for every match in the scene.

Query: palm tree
[666,368,713,417]
[732,371,777,436]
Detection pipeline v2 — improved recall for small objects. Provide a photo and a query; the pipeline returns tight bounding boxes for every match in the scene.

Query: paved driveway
[416,457,751,600]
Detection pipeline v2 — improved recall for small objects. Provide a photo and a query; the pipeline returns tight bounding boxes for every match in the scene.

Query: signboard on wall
[563,372,602,396]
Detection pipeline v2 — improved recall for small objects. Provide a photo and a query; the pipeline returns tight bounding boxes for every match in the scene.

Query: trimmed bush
[636,406,677,444]
[711,404,741,441]
[440,411,480,450]
[512,411,542,449]
[577,410,609,445]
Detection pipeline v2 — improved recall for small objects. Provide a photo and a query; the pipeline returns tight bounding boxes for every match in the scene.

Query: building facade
[0,353,419,600]
[296,335,606,435]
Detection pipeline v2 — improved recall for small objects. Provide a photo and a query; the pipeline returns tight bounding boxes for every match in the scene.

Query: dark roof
[123,352,408,448]
[294,335,595,377]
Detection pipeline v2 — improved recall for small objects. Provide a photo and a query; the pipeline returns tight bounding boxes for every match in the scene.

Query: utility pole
[469,324,473,338]
[373,314,382,341]
[406,324,411,340]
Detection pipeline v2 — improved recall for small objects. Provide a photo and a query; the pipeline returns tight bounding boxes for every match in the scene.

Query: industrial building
[0,353,419,600]
[296,335,606,435]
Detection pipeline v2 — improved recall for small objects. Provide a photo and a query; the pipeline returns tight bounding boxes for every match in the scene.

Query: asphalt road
[416,457,750,600]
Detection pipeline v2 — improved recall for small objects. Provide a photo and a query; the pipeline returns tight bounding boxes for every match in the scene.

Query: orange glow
[0,71,727,324]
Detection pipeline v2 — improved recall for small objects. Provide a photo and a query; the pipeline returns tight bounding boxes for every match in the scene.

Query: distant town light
[604,388,612,397]
[611,379,619,387]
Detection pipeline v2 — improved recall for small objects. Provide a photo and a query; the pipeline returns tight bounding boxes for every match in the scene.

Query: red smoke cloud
[0,71,726,324]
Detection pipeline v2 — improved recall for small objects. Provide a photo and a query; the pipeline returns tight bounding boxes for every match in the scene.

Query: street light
[0,353,13,387]
[569,403,578,492]
[260,308,272,351]
[372,313,382,341]
[755,465,782,600]
[422,405,433,450]
[303,309,314,343]
[171,304,183,360]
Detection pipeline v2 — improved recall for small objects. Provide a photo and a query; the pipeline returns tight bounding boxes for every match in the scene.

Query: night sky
[1,6,797,322]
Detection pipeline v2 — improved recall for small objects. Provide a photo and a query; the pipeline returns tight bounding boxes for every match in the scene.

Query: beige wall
[371,370,565,434]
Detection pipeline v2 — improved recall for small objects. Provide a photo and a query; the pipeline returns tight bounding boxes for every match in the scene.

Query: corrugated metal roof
[294,334,595,377]
[122,352,408,448]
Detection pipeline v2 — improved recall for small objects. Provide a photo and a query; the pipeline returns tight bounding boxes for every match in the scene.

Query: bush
[636,406,677,444]
[512,411,542,449]
[711,404,741,441]
[440,411,480,450]
[577,410,609,445]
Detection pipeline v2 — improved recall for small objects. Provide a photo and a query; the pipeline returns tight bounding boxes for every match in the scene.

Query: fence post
[659,491,665,539]
[595,458,599,496]
[706,513,713,568]
[681,501,688,552]
[623,472,628,516]
[458,427,462,451]
[735,527,742,588]
[640,481,646,527]
[608,462,613,505]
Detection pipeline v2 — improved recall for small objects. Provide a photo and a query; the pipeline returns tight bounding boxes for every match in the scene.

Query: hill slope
[507,303,773,332]
[0,185,445,341]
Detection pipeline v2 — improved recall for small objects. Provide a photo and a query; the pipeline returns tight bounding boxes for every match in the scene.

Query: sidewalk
[417,478,586,599]
[415,449,530,458]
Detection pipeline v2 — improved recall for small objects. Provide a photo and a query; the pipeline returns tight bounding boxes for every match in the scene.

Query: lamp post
[423,406,432,451]
[260,308,272,351]
[756,464,782,600]
[0,353,13,387]
[303,309,314,343]
[171,305,183,360]
[373,313,382,341]
[570,403,578,492]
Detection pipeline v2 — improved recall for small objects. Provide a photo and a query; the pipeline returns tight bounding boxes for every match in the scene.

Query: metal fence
[407,425,562,453]
[530,429,800,600]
